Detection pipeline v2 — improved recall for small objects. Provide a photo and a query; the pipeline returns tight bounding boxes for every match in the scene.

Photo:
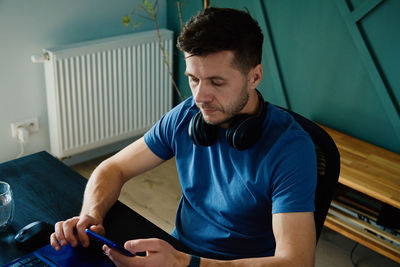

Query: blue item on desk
[4,243,114,267]
[85,228,135,257]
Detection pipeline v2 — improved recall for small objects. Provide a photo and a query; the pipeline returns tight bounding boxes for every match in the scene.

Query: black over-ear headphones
[188,90,267,150]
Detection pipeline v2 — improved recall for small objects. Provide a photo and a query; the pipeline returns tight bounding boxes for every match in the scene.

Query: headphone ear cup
[226,90,267,150]
[226,114,263,150]
[226,114,251,149]
[189,112,218,147]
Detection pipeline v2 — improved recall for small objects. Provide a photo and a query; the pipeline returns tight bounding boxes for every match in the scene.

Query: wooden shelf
[320,125,400,264]
[325,212,400,263]
[320,125,400,209]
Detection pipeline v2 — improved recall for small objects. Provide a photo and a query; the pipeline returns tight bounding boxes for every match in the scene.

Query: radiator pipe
[31,53,49,63]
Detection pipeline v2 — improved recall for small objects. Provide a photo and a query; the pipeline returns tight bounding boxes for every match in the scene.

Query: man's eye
[211,81,223,86]
[189,77,199,83]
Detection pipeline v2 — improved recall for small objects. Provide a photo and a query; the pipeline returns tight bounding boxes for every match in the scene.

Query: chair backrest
[278,107,341,242]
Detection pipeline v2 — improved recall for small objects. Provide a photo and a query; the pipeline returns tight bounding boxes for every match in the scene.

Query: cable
[350,242,359,267]
[17,127,29,144]
[16,126,29,158]
[16,142,25,158]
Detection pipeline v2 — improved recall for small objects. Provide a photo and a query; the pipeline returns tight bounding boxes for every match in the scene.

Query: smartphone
[85,229,135,257]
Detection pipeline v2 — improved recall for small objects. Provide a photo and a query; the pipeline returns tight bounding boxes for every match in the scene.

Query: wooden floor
[71,155,181,233]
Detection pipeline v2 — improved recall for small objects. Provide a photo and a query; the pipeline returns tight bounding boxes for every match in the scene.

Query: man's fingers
[125,238,163,254]
[89,224,105,236]
[54,221,67,247]
[104,245,145,267]
[50,233,61,251]
[63,217,80,247]
[104,245,124,266]
[76,215,105,247]
[75,217,94,247]
[50,215,105,251]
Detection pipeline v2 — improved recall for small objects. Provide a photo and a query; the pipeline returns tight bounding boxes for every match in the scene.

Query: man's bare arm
[80,136,165,220]
[51,137,165,250]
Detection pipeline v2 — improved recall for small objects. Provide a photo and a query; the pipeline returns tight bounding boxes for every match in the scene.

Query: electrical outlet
[11,118,39,139]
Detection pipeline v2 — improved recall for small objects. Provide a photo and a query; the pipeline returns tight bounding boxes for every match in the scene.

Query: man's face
[184,51,251,127]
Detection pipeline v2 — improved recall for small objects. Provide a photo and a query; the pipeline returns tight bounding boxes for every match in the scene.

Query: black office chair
[278,107,341,242]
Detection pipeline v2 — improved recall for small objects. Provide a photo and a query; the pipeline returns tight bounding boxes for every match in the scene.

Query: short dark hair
[177,7,264,74]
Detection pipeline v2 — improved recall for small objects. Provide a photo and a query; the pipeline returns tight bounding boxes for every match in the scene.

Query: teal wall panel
[167,0,399,153]
[360,1,400,107]
[333,0,400,152]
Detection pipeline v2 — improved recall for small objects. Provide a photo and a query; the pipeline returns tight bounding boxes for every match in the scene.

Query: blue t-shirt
[144,97,316,259]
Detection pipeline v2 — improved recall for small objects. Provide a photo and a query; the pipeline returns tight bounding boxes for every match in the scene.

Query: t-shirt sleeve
[269,131,317,214]
[144,98,194,160]
[144,109,177,161]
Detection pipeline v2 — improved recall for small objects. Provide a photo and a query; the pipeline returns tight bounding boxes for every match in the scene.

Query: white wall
[0,0,167,163]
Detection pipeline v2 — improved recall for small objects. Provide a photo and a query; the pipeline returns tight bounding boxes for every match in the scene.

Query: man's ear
[248,64,263,89]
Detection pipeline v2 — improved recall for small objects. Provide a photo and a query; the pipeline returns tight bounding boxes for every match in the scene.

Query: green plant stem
[127,0,185,101]
[176,0,184,30]
[142,0,184,101]
[153,18,184,101]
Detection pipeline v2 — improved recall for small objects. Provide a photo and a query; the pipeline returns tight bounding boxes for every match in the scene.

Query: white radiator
[41,29,173,159]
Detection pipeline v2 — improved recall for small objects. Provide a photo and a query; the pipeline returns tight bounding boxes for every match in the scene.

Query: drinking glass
[0,181,14,232]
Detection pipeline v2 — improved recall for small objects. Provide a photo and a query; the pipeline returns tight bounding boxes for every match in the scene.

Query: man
[51,7,317,266]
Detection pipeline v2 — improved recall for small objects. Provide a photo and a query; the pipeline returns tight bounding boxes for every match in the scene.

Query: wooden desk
[0,151,189,265]
[321,126,400,263]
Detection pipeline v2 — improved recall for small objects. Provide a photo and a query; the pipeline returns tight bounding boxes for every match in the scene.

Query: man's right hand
[50,215,105,251]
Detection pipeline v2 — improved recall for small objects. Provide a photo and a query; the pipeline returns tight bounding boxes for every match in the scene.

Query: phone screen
[85,229,135,257]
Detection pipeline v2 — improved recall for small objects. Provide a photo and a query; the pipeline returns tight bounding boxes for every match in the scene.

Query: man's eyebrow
[184,72,225,80]
[207,76,225,80]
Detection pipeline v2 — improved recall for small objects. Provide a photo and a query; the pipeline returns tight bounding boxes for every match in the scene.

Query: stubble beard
[199,87,249,126]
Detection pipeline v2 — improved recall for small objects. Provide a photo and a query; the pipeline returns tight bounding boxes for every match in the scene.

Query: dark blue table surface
[0,151,188,265]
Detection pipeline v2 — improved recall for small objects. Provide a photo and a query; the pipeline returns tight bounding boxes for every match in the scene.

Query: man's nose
[193,81,212,104]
